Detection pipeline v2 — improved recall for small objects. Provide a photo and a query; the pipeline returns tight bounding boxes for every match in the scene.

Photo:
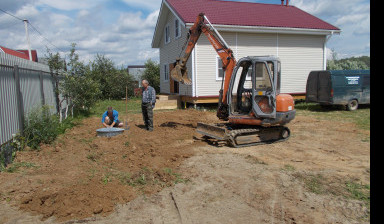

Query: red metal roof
[0,46,38,62]
[17,49,38,62]
[166,0,340,30]
[0,46,29,60]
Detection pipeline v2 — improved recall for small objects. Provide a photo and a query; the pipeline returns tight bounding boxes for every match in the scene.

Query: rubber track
[227,126,290,148]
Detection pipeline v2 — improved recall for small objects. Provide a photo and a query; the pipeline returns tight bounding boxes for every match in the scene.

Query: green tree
[45,48,67,120]
[61,44,101,113]
[327,50,370,70]
[90,54,135,99]
[141,59,160,93]
[45,48,66,74]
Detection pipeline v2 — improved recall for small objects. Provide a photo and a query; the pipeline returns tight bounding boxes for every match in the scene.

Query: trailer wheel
[346,99,358,111]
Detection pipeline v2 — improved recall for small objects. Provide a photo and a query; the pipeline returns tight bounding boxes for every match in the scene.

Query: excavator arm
[170,13,236,120]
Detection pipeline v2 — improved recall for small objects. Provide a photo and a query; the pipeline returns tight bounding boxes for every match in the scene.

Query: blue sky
[0,0,370,66]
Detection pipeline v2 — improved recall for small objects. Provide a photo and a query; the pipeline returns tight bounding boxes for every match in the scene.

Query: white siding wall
[278,34,324,93]
[194,32,236,96]
[159,11,193,96]
[194,31,325,96]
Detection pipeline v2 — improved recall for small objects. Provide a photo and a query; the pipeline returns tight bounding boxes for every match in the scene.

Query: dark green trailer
[306,70,370,110]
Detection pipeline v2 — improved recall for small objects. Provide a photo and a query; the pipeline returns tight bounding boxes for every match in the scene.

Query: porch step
[154,95,180,110]
[157,95,179,100]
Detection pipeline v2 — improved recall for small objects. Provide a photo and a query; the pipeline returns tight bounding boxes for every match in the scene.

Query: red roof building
[166,0,339,30]
[0,46,38,62]
[152,0,341,100]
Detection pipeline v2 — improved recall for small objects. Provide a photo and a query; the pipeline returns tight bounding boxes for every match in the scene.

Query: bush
[22,105,77,150]
[23,106,60,149]
[0,133,26,171]
[1,106,78,171]
[0,144,13,171]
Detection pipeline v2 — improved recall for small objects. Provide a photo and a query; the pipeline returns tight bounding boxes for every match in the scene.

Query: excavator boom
[170,13,236,108]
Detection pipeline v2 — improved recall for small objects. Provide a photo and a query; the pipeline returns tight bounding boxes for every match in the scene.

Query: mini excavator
[171,13,296,147]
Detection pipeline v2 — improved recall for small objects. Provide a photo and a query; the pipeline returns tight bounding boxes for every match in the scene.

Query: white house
[151,0,341,104]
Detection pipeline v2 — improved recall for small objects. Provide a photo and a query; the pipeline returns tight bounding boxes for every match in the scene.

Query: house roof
[0,46,29,60]
[0,46,38,62]
[152,0,340,48]
[166,0,340,31]
[17,49,38,62]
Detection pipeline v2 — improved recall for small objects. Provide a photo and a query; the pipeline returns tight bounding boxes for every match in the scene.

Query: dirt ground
[0,109,370,224]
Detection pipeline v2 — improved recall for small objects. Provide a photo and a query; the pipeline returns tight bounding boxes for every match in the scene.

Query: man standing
[141,80,156,131]
[102,106,123,128]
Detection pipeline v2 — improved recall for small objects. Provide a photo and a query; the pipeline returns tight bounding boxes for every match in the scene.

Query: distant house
[0,46,38,62]
[151,0,341,103]
[127,65,146,86]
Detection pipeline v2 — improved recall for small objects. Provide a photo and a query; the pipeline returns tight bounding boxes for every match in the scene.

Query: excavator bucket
[170,64,192,85]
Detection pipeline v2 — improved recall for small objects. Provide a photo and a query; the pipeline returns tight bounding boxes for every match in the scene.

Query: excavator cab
[228,56,280,119]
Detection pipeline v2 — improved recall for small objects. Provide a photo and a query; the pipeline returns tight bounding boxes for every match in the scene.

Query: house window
[164,64,169,81]
[175,19,181,39]
[216,57,224,80]
[165,24,170,44]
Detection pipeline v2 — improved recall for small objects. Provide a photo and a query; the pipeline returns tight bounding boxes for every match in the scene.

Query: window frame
[174,19,181,39]
[164,24,170,44]
[163,64,169,82]
[216,56,251,81]
[216,56,224,81]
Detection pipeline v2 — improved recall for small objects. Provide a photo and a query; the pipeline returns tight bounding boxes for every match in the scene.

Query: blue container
[306,70,370,110]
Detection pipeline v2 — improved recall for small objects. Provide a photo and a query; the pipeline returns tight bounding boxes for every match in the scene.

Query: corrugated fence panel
[42,73,58,114]
[0,66,20,145]
[0,52,66,145]
[0,52,50,72]
[19,68,43,115]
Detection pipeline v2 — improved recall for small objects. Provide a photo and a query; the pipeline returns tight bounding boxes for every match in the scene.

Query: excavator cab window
[230,61,253,115]
[276,61,281,94]
[254,62,273,92]
[252,61,276,118]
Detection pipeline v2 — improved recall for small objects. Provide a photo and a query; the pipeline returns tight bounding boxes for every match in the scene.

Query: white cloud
[36,0,106,11]
[115,10,158,32]
[291,0,370,57]
[1,0,369,67]
[121,0,162,11]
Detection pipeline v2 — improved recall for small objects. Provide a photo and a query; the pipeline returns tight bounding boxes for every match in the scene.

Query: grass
[294,102,370,131]
[102,173,112,185]
[282,164,296,172]
[164,167,189,184]
[91,97,142,116]
[345,180,370,203]
[294,171,370,213]
[304,174,325,194]
[87,153,101,162]
[4,162,39,173]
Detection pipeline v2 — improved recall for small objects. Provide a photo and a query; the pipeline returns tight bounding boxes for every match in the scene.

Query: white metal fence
[0,52,67,146]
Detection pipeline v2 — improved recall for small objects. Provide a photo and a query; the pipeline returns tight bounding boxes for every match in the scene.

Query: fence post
[39,71,45,106]
[13,65,25,132]
[51,72,60,114]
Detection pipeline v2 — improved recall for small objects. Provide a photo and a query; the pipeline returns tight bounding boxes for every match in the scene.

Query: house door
[169,63,179,94]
